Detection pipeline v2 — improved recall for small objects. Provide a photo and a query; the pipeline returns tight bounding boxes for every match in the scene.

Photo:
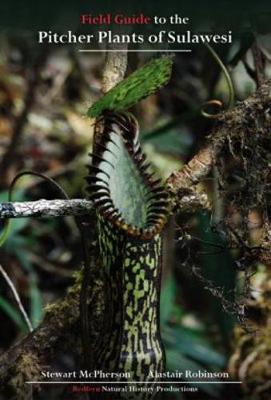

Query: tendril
[201,99,224,119]
[201,43,235,118]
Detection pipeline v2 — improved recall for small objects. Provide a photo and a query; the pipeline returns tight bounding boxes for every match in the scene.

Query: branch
[0,193,211,219]
[102,44,128,93]
[0,199,93,218]
[93,46,128,149]
[166,79,271,208]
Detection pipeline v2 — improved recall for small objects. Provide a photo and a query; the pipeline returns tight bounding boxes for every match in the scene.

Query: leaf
[14,249,43,328]
[143,128,192,155]
[160,275,177,325]
[0,189,25,203]
[87,57,173,118]
[29,273,43,328]
[197,212,235,345]
[8,218,30,235]
[163,325,225,368]
[0,294,28,332]
[166,349,222,397]
[0,189,28,247]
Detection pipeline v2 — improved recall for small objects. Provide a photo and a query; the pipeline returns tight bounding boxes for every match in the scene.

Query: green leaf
[197,212,235,345]
[0,294,28,333]
[29,273,43,328]
[87,57,173,118]
[166,350,222,397]
[163,325,225,368]
[0,189,27,247]
[8,218,30,235]
[13,249,43,328]
[143,128,192,155]
[0,189,26,203]
[160,275,177,325]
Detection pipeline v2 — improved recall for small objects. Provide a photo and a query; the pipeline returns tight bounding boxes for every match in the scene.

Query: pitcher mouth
[86,111,169,240]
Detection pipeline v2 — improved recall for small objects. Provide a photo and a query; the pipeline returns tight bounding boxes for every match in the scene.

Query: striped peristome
[86,111,169,399]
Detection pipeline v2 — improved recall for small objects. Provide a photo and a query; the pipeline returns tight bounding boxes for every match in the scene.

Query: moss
[43,268,83,316]
[10,352,41,399]
[229,274,271,399]
[213,83,271,218]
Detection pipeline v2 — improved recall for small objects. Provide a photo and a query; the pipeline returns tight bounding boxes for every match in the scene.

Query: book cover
[0,1,270,399]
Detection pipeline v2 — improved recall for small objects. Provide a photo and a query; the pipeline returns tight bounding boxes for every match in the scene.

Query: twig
[0,264,33,332]
[0,199,93,218]
[0,194,211,219]
[167,144,215,190]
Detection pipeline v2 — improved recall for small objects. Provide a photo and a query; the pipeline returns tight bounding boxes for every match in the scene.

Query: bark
[101,44,128,93]
[0,194,209,219]
[0,199,93,218]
